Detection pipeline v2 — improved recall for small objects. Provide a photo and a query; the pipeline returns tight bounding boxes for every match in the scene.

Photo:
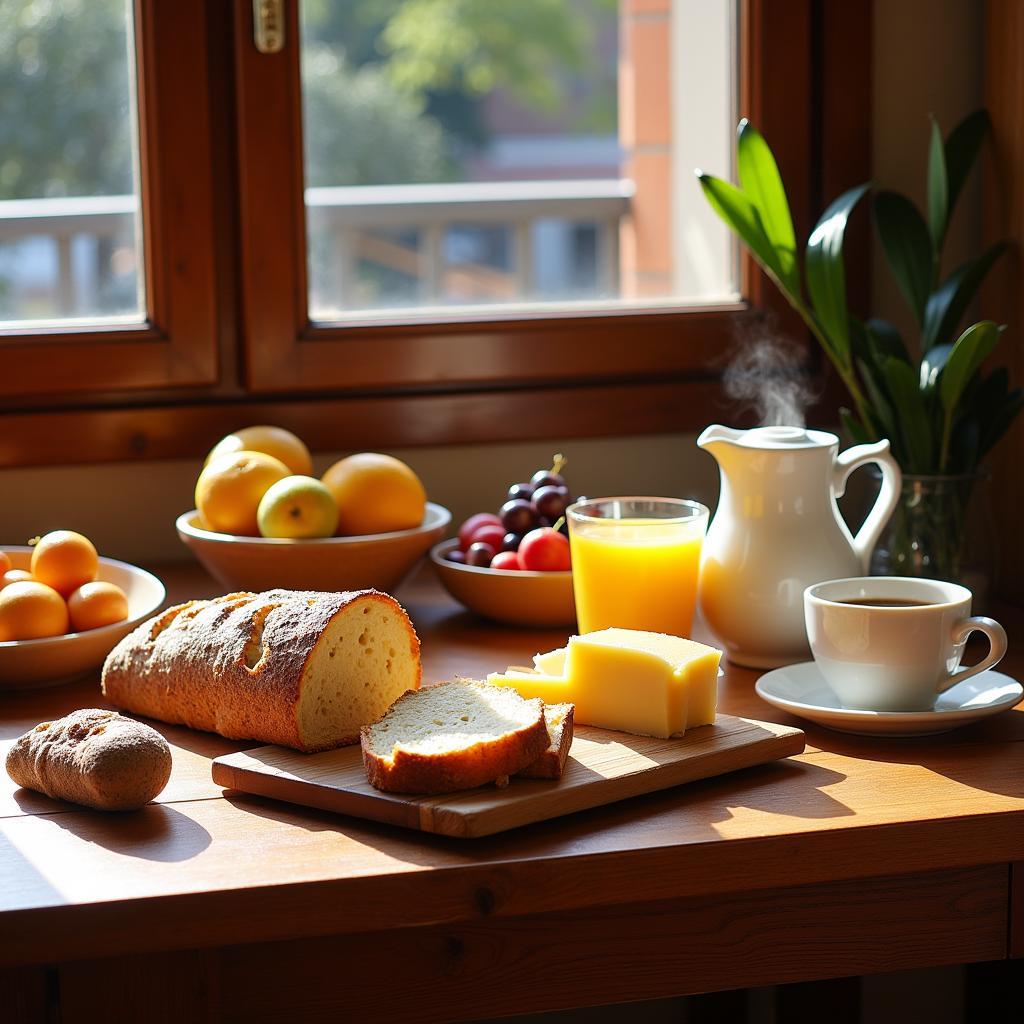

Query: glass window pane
[300,0,736,322]
[0,0,144,327]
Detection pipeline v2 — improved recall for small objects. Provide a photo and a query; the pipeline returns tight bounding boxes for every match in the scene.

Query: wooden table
[2,565,1023,1023]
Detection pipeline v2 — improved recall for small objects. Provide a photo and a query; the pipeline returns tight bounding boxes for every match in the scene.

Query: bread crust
[6,708,172,811]
[517,703,575,779]
[102,589,420,752]
[361,685,549,794]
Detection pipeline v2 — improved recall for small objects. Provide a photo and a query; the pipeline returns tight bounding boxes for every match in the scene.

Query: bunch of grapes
[449,455,575,572]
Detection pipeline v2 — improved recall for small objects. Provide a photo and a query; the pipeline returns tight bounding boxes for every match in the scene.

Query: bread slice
[516,703,574,779]
[361,681,549,793]
[103,589,420,752]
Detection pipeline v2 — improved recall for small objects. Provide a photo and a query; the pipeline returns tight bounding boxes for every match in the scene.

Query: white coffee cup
[803,576,1008,712]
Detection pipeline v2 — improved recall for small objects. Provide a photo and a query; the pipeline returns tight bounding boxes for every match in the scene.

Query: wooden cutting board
[211,715,805,838]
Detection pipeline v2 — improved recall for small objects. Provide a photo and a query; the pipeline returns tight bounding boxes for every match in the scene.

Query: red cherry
[458,513,502,550]
[490,550,521,571]
[518,527,571,572]
[468,523,507,552]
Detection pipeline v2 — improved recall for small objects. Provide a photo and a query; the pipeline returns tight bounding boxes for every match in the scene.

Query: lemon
[196,451,291,536]
[205,425,313,477]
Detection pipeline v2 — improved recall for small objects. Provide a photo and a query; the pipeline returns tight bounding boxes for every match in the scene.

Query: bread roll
[361,680,549,793]
[6,709,171,811]
[102,589,420,752]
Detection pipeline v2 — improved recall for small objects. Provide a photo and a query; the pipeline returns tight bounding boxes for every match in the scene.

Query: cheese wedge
[488,628,721,739]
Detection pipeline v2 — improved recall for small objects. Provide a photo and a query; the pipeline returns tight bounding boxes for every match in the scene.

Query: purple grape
[466,541,495,567]
[532,484,570,520]
[500,498,535,534]
[531,469,566,490]
[507,481,535,502]
[501,532,522,552]
[446,548,467,564]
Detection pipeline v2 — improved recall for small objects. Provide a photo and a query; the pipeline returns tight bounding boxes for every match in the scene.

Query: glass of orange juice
[567,497,709,636]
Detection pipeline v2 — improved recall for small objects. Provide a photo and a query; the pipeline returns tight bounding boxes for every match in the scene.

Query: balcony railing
[0,180,634,323]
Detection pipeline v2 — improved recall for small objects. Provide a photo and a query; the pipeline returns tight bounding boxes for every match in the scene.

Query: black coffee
[835,598,933,608]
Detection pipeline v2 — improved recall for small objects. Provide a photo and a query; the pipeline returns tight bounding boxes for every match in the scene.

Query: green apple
[257,475,339,539]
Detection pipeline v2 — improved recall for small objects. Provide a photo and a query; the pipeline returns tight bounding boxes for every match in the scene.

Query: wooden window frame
[0,0,220,402]
[0,0,871,467]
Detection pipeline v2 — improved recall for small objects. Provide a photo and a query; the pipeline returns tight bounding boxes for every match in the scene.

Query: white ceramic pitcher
[697,425,902,668]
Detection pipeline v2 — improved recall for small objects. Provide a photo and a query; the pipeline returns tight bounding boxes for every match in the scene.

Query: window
[0,0,871,465]
[0,0,219,402]
[299,0,735,320]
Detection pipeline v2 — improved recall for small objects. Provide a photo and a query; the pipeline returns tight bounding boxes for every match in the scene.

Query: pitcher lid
[729,426,837,449]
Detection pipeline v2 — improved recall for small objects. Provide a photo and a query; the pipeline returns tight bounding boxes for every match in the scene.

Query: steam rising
[723,334,816,427]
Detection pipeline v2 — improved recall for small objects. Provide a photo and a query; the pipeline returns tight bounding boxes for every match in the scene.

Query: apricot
[67,581,129,632]
[30,531,99,598]
[0,581,69,641]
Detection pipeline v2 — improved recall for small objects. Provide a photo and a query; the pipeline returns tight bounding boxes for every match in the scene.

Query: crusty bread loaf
[6,709,171,811]
[361,680,549,793]
[516,703,574,779]
[102,589,420,752]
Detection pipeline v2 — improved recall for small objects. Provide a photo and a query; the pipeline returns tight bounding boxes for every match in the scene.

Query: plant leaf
[883,357,933,472]
[922,241,1009,349]
[736,119,799,293]
[873,190,933,324]
[920,343,953,392]
[978,389,1024,460]
[865,318,911,364]
[805,184,869,370]
[944,109,990,219]
[697,172,792,294]
[927,116,949,247]
[839,407,872,445]
[939,321,1005,415]
[856,357,903,462]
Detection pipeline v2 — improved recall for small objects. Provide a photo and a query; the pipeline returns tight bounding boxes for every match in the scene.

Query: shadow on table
[799,728,1024,799]
[10,792,213,862]
[219,754,851,868]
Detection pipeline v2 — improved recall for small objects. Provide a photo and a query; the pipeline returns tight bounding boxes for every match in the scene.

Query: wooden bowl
[176,502,451,595]
[430,539,577,628]
[0,550,166,691]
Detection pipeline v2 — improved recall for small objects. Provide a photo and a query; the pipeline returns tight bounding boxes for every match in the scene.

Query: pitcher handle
[833,439,902,574]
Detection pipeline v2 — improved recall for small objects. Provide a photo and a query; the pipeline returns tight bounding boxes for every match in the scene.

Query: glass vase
[869,471,996,604]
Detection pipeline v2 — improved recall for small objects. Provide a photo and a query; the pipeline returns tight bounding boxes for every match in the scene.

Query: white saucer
[755,662,1023,737]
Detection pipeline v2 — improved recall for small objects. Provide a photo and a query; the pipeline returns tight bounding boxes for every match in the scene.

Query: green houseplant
[698,112,1022,585]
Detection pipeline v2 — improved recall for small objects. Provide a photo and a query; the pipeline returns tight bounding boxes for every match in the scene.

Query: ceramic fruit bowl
[176,503,451,595]
[430,539,576,628]
[0,549,166,691]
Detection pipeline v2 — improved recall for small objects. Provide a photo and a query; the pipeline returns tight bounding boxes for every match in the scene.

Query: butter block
[488,628,721,739]
[533,647,567,674]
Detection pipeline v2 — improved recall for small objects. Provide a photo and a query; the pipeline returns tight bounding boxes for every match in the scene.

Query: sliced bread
[102,589,420,752]
[361,680,549,793]
[516,703,575,779]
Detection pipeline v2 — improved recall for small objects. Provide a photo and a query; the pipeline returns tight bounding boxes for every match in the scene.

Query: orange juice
[568,499,708,636]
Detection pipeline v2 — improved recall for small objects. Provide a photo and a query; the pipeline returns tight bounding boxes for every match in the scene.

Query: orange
[0,551,9,576]
[30,531,98,597]
[195,450,291,536]
[0,581,69,641]
[205,425,313,477]
[321,453,427,536]
[2,569,34,589]
[67,581,129,632]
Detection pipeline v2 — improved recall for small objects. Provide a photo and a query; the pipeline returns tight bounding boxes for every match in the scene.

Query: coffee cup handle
[940,617,1008,693]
